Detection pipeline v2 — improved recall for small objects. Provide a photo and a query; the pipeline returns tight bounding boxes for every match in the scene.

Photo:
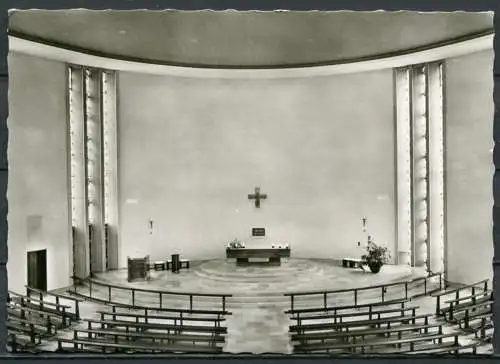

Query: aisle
[223,298,292,354]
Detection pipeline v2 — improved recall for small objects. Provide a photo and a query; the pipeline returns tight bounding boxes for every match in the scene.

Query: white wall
[445,49,494,285]
[7,52,71,293]
[117,70,396,265]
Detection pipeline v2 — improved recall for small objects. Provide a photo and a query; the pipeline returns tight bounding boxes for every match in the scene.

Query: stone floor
[42,258,492,355]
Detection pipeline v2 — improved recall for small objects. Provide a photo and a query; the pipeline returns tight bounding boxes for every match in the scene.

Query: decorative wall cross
[248,187,267,208]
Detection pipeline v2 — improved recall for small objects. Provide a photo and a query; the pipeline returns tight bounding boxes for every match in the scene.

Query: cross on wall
[248,187,267,208]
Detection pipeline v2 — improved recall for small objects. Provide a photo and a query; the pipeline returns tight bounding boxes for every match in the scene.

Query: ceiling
[8,10,494,68]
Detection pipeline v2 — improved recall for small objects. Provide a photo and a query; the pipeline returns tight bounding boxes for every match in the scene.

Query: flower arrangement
[362,239,391,273]
[228,238,245,249]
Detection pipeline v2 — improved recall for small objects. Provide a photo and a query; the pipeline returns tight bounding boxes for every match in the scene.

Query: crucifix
[248,186,267,208]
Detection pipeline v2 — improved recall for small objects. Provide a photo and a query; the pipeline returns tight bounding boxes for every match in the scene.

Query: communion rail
[71,276,232,312]
[284,272,443,313]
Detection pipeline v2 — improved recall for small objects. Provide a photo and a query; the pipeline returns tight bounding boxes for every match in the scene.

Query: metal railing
[71,276,232,313]
[284,272,443,313]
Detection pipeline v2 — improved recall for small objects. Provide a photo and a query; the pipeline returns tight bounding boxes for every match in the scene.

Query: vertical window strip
[428,62,445,275]
[102,71,111,225]
[68,66,77,227]
[439,63,445,278]
[395,67,412,266]
[411,64,429,270]
[85,68,98,225]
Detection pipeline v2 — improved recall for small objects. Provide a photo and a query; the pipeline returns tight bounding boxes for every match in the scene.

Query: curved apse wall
[117,69,396,263]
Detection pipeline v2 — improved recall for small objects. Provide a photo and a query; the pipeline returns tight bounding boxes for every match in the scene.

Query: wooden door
[27,249,47,291]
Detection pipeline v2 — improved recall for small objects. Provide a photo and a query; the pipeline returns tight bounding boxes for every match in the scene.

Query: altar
[226,246,291,266]
[225,186,291,265]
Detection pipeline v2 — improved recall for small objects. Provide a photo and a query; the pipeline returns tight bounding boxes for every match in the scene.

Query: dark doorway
[27,249,47,291]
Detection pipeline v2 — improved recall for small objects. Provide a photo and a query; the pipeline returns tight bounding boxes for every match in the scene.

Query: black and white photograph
[5,9,495,355]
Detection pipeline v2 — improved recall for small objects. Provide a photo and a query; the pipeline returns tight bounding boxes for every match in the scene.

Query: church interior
[5,10,495,354]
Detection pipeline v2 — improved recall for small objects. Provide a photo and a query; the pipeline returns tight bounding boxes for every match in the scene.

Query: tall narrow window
[102,70,119,270]
[427,62,445,276]
[84,68,106,273]
[411,64,429,271]
[395,67,412,266]
[68,66,90,279]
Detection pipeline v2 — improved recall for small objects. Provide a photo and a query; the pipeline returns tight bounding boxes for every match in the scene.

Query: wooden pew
[292,305,419,325]
[432,279,489,316]
[294,329,461,354]
[465,316,493,340]
[7,315,54,342]
[26,285,83,320]
[7,304,59,334]
[7,324,41,345]
[7,333,40,353]
[78,327,225,347]
[77,320,225,348]
[287,297,410,316]
[9,291,75,326]
[290,313,433,334]
[292,322,442,345]
[451,301,494,329]
[57,335,223,354]
[97,308,225,327]
[419,342,478,355]
[446,292,493,321]
[84,318,228,335]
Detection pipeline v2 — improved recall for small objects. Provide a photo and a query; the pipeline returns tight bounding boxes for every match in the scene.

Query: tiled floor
[42,258,492,354]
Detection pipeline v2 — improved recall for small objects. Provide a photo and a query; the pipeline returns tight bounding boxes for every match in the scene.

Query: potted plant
[362,240,391,273]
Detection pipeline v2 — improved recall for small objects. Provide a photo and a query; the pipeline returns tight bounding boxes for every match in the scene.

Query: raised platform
[95,258,422,295]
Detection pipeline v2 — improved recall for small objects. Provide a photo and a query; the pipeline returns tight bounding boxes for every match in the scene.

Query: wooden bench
[294,329,460,354]
[85,318,228,335]
[294,324,445,351]
[9,291,75,326]
[292,322,442,344]
[7,315,55,342]
[286,297,410,316]
[7,304,60,334]
[292,305,419,325]
[465,316,493,340]
[98,309,226,327]
[451,300,493,329]
[446,292,493,321]
[432,279,489,316]
[7,333,39,353]
[26,285,83,320]
[290,313,433,334]
[8,299,66,326]
[7,323,41,345]
[417,342,478,355]
[56,335,223,354]
[79,320,225,347]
